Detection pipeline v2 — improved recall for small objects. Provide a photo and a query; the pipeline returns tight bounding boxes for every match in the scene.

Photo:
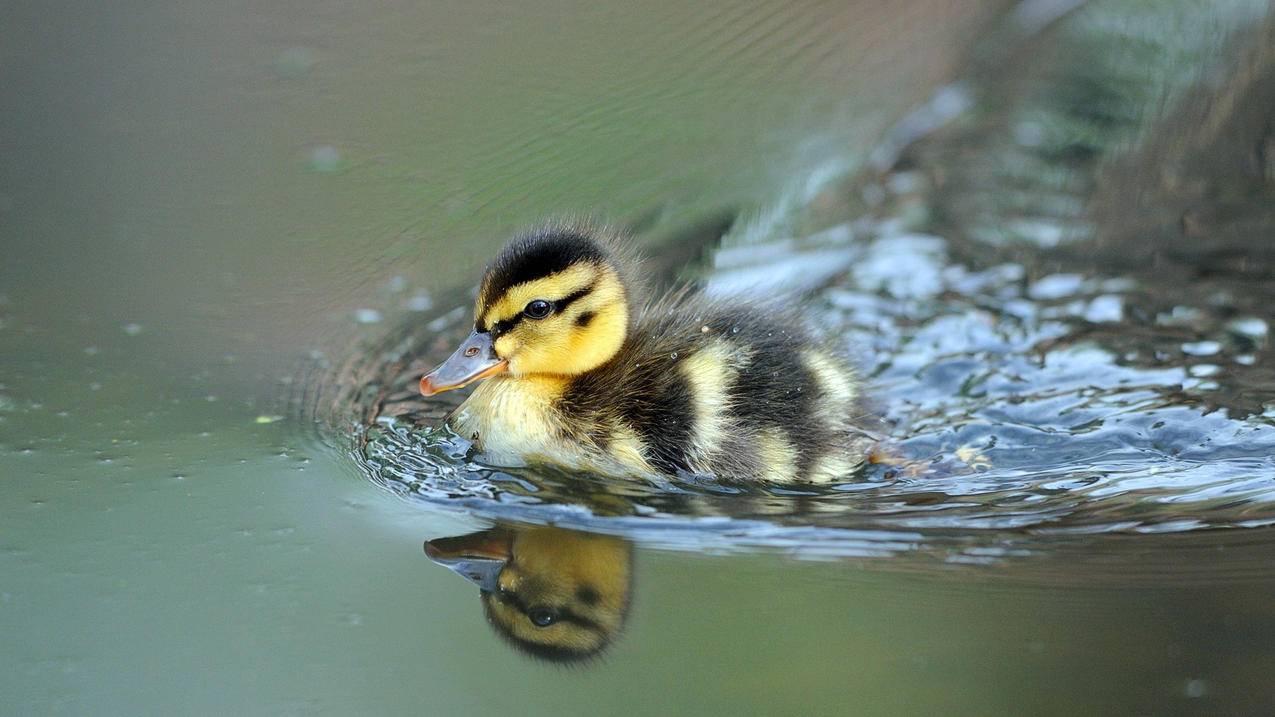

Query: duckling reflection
[425,524,632,662]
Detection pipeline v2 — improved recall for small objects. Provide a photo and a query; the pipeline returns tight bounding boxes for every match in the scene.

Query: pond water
[4,1,1275,715]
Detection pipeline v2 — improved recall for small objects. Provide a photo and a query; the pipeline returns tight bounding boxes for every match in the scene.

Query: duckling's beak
[419,330,508,396]
[424,529,513,593]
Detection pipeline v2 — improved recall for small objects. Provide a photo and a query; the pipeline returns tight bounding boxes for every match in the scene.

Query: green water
[5,1,1275,715]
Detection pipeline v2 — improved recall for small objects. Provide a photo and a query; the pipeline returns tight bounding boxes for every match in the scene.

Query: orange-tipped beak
[419,330,508,396]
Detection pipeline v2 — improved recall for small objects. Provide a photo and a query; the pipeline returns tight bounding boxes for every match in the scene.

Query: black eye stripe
[491,590,604,633]
[480,281,597,333]
[487,316,522,337]
[555,281,596,312]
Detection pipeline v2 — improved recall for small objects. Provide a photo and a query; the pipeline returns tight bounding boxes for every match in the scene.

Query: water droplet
[1228,316,1268,339]
[1181,341,1221,357]
[309,145,343,173]
[670,352,678,360]
[405,291,433,312]
[354,309,382,324]
[274,47,316,78]
[1027,273,1084,300]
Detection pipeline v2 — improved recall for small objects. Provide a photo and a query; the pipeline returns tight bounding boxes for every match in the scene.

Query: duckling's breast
[449,376,561,466]
[450,376,654,476]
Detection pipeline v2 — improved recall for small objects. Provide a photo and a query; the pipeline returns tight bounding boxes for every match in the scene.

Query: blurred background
[3,1,1275,715]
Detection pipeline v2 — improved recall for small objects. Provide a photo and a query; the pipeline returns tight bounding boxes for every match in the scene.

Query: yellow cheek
[562,307,623,367]
[494,335,519,357]
[483,267,628,376]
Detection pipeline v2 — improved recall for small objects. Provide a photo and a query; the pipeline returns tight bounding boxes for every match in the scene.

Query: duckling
[419,223,869,483]
[425,525,632,662]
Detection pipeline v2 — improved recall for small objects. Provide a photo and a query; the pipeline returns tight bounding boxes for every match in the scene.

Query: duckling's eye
[527,607,558,627]
[523,299,553,320]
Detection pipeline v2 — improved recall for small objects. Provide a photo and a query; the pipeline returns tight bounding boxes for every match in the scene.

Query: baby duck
[425,525,631,662]
[419,223,867,483]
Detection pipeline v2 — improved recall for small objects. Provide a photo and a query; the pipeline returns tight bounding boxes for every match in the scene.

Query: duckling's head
[425,525,633,662]
[420,227,634,395]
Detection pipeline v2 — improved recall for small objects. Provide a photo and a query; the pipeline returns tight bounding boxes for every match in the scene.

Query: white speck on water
[405,291,433,312]
[1181,341,1221,357]
[1189,364,1221,377]
[1158,306,1201,326]
[1083,295,1123,323]
[309,145,343,173]
[384,276,407,293]
[426,306,464,332]
[1027,273,1084,300]
[1236,354,1256,365]
[1183,378,1219,391]
[1007,218,1066,247]
[122,323,143,336]
[274,46,316,78]
[1228,317,1267,339]
[1184,678,1207,698]
[354,309,382,324]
